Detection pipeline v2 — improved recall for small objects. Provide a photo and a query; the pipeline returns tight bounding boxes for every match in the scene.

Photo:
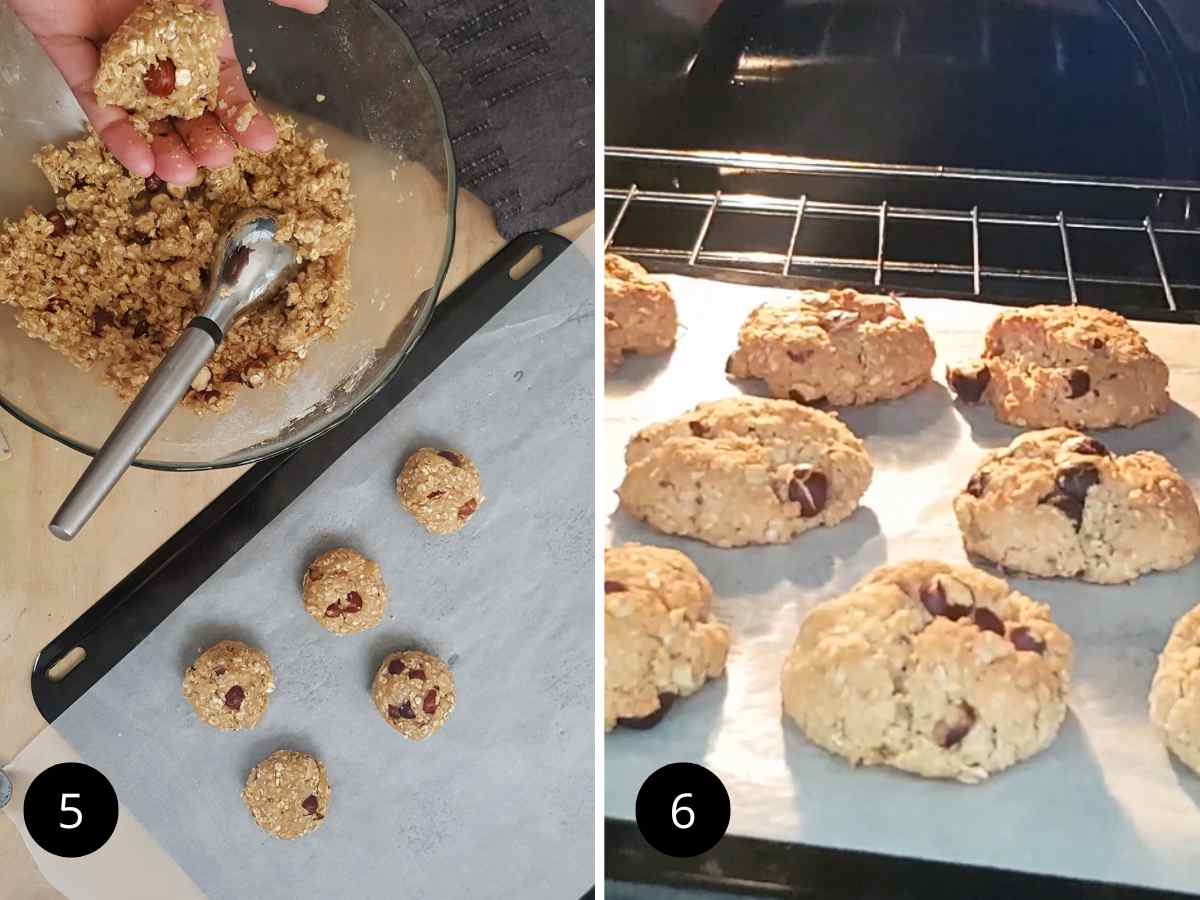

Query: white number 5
[671,793,694,830]
[59,794,83,830]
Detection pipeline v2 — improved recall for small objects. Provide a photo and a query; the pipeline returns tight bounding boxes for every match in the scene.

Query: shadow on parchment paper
[604,351,676,399]
[609,678,731,762]
[1167,756,1200,812]
[839,382,957,467]
[954,399,1027,450]
[1096,402,1200,481]
[609,508,885,599]
[779,705,1164,878]
[177,621,272,672]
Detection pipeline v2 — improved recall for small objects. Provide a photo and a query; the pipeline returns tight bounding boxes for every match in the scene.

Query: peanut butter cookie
[396,448,484,534]
[302,548,388,635]
[371,650,456,740]
[242,750,330,840]
[181,639,274,731]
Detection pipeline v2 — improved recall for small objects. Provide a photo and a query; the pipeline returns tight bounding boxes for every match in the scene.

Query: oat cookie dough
[371,650,456,740]
[604,254,677,372]
[0,115,355,414]
[727,290,935,406]
[604,544,730,732]
[302,548,388,635]
[781,561,1073,783]
[396,448,484,534]
[1150,603,1200,776]
[946,305,1169,429]
[95,0,226,124]
[954,429,1200,584]
[181,640,274,731]
[242,750,330,840]
[618,396,873,547]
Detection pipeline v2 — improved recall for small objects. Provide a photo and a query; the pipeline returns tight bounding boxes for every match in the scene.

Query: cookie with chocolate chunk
[182,640,274,731]
[302,548,388,635]
[954,429,1200,584]
[781,561,1073,783]
[242,750,330,840]
[946,305,1169,429]
[371,650,456,740]
[396,448,484,534]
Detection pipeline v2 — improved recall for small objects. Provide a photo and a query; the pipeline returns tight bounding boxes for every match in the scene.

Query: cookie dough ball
[95,0,226,123]
[181,640,274,731]
[604,544,730,732]
[946,305,1169,429]
[371,650,456,740]
[1150,603,1200,776]
[242,751,330,840]
[302,548,388,635]
[781,561,1073,783]
[727,290,935,406]
[618,396,873,547]
[396,448,484,534]
[605,254,677,372]
[954,429,1200,583]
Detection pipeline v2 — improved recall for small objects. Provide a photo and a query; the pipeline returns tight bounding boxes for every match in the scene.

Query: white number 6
[671,793,695,830]
[60,794,83,830]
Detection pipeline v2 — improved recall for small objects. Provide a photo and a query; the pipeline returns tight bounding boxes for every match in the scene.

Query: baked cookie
[604,544,731,732]
[1149,603,1200,776]
[946,305,1169,428]
[371,650,456,740]
[954,429,1200,584]
[617,397,873,547]
[781,561,1073,783]
[242,750,330,840]
[302,548,388,635]
[604,254,677,372]
[95,0,226,124]
[396,448,484,534]
[727,290,935,406]
[181,640,274,731]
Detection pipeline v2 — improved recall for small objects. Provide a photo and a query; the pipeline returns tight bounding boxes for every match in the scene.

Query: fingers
[174,113,237,170]
[98,119,157,178]
[270,0,330,12]
[213,58,277,154]
[148,120,198,185]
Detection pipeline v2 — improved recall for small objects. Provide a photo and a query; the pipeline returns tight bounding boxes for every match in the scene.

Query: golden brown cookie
[371,650,456,740]
[242,750,330,840]
[604,254,677,372]
[181,640,274,731]
[396,448,484,534]
[1150,603,1200,776]
[302,548,388,635]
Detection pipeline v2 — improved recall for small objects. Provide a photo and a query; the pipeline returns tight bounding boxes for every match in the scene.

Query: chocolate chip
[143,58,177,96]
[213,667,226,677]
[92,309,115,335]
[1090,337,1104,350]
[1062,436,1108,457]
[933,703,976,748]
[438,450,463,467]
[387,658,406,676]
[46,211,68,236]
[458,498,478,519]
[919,581,949,616]
[144,174,163,192]
[1041,492,1085,530]
[1010,627,1046,654]
[604,580,626,593]
[617,693,677,730]
[324,602,343,618]
[725,354,735,374]
[307,565,322,582]
[131,316,150,339]
[689,421,709,436]
[427,490,445,499]
[423,689,439,714]
[390,700,416,720]
[343,591,363,613]
[972,607,1004,636]
[301,794,319,815]
[947,363,991,403]
[1065,368,1091,399]
[1056,462,1100,500]
[787,349,813,363]
[786,466,828,517]
[223,686,245,711]
[966,470,989,498]
[408,669,426,681]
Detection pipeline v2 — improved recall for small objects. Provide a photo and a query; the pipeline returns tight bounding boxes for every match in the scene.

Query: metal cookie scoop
[49,209,301,541]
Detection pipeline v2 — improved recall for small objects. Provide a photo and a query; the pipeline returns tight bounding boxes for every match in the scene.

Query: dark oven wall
[606,0,1200,181]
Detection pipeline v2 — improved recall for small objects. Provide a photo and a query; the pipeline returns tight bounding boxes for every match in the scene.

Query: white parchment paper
[30,243,594,900]
[605,275,1200,894]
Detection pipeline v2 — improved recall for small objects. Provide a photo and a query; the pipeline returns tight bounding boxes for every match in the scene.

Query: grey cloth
[378,0,595,238]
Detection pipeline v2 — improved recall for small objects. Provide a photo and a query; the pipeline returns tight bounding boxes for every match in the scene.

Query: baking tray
[28,231,595,899]
[603,271,1200,899]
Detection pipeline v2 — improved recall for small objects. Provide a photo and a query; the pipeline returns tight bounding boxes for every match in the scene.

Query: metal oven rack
[604,146,1200,323]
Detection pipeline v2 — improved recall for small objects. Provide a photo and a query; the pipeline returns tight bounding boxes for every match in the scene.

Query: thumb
[270,0,329,12]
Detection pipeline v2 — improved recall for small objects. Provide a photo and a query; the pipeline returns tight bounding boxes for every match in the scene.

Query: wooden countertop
[0,199,593,900]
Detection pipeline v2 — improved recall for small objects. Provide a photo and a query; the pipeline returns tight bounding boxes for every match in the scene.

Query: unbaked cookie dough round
[302,548,388,635]
[396,448,484,534]
[371,650,456,740]
[1150,603,1200,776]
[781,561,1073,783]
[181,640,274,731]
[242,750,330,840]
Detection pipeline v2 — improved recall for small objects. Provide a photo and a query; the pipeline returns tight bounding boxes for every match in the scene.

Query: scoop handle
[49,324,218,541]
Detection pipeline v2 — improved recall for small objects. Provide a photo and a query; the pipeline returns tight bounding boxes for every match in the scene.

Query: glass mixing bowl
[0,0,456,469]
